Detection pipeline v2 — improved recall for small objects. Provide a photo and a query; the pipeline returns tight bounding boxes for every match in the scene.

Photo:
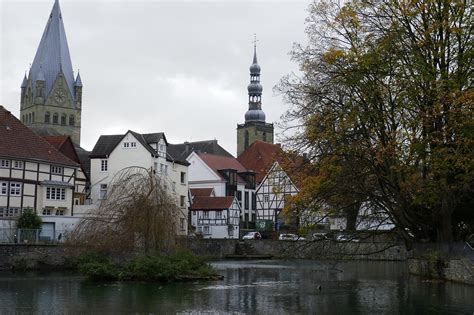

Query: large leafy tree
[278,0,473,243]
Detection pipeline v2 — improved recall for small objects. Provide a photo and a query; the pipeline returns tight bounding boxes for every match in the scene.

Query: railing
[0,228,67,245]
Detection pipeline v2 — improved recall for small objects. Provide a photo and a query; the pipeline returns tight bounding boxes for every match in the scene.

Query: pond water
[0,260,473,314]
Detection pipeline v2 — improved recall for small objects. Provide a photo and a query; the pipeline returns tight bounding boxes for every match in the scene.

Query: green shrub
[76,250,216,282]
[17,208,42,229]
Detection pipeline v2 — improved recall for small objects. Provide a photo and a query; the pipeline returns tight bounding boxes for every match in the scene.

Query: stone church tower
[20,0,82,145]
[236,44,274,157]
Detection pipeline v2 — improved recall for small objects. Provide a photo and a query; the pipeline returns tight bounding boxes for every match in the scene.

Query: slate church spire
[236,36,274,157]
[20,0,82,145]
[245,39,266,123]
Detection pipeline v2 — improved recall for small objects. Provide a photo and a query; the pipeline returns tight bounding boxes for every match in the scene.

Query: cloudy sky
[0,0,310,155]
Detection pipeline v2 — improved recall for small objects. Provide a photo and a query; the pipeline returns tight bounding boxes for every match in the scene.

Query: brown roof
[189,196,234,210]
[198,152,248,183]
[190,188,214,197]
[237,140,282,183]
[43,135,90,180]
[0,106,77,166]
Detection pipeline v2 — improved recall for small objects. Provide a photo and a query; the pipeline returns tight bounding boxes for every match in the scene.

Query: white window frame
[100,184,108,199]
[13,161,24,169]
[51,165,63,175]
[264,194,270,203]
[216,211,222,219]
[46,187,66,200]
[180,195,186,208]
[9,182,21,196]
[203,226,210,235]
[203,211,209,219]
[180,172,186,184]
[180,218,185,231]
[0,160,10,168]
[100,159,108,172]
[123,142,130,148]
[0,182,7,195]
[130,142,137,148]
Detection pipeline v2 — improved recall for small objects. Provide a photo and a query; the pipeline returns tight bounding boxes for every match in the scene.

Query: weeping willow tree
[70,167,181,252]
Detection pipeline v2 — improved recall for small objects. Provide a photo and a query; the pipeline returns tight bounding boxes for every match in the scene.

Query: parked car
[279,233,306,241]
[312,233,329,241]
[242,231,262,240]
[336,234,360,242]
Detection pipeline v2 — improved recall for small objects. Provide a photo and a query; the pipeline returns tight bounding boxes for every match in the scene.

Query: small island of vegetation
[75,251,221,282]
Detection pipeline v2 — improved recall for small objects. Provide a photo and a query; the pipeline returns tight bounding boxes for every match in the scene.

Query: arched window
[32,112,35,123]
[53,113,58,124]
[28,113,32,124]
[61,114,66,125]
[69,115,75,126]
[263,132,267,142]
[45,112,50,123]
[244,130,249,149]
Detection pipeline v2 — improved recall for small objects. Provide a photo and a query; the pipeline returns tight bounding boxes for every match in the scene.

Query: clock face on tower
[54,89,66,104]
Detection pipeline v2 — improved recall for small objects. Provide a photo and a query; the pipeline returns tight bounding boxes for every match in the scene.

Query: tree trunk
[345,204,360,231]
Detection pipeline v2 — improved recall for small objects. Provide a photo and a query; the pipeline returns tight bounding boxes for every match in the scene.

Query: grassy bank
[74,251,221,282]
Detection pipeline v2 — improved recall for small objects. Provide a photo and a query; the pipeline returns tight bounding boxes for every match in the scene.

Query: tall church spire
[245,38,266,123]
[29,0,75,101]
[237,37,274,157]
[20,0,82,145]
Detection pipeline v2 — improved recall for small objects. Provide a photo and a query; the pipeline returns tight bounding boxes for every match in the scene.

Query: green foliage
[278,0,474,242]
[77,251,216,282]
[17,208,42,229]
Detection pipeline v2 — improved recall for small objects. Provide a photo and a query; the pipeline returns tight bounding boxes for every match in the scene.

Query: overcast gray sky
[0,0,310,154]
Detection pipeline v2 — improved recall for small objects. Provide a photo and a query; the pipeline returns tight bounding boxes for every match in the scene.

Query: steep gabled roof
[190,188,214,198]
[0,106,77,166]
[90,134,123,158]
[197,152,248,183]
[90,130,188,165]
[168,140,233,161]
[43,135,90,180]
[189,196,234,210]
[237,140,282,183]
[29,0,75,100]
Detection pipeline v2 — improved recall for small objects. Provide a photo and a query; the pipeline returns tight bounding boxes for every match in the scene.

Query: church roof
[29,0,75,100]
[75,72,83,87]
[167,140,233,161]
[0,106,77,167]
[21,73,28,88]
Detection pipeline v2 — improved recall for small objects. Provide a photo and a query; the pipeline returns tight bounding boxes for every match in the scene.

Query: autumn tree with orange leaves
[278,0,473,244]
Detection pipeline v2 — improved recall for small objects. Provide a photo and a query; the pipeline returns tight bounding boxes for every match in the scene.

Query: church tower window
[61,114,66,125]
[53,113,58,124]
[45,112,50,123]
[69,115,75,126]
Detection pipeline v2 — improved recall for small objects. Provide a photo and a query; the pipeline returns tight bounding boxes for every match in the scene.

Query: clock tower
[20,0,82,144]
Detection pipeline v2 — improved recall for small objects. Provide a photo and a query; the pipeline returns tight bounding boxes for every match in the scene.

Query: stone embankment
[1,240,473,286]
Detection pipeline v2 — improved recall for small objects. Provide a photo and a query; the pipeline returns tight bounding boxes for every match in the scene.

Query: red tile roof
[189,196,234,210]
[0,106,78,166]
[237,140,282,183]
[42,135,68,149]
[198,152,248,183]
[190,188,214,197]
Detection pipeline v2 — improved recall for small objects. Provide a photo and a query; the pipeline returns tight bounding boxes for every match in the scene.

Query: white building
[186,151,256,226]
[189,191,240,239]
[0,106,84,241]
[89,130,190,235]
[237,140,300,229]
